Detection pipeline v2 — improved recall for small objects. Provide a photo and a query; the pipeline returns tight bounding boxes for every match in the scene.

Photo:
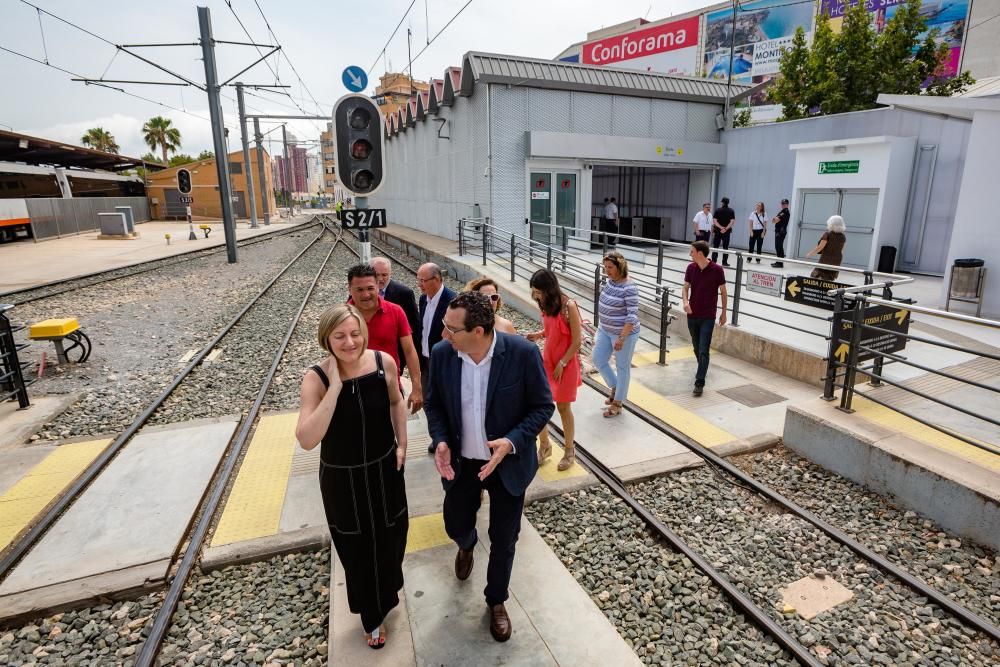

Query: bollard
[165,233,171,245]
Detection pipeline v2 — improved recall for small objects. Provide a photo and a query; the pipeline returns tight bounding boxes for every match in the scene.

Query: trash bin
[877,245,897,273]
[950,258,985,299]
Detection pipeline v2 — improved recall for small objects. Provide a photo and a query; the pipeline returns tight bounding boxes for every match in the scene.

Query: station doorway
[794,188,878,267]
[590,165,700,244]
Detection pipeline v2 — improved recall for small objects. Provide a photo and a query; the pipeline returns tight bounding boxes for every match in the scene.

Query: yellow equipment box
[29,318,80,339]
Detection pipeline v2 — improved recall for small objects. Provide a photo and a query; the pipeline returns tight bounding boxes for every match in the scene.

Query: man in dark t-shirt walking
[711,197,735,266]
[682,241,728,396]
[771,198,790,267]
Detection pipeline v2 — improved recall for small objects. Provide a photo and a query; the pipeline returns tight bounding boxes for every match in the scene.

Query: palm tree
[80,127,120,153]
[142,116,182,165]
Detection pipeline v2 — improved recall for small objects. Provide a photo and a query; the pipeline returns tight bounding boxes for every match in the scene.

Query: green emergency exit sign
[818,160,859,174]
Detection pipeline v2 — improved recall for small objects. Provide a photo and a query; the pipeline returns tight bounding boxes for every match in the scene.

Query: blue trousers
[593,329,639,402]
[687,317,716,387]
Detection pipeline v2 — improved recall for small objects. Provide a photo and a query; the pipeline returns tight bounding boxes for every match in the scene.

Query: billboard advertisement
[582,16,700,76]
[819,0,970,78]
[703,0,816,84]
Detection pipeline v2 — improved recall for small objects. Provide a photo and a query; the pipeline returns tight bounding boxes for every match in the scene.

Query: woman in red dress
[526,269,583,471]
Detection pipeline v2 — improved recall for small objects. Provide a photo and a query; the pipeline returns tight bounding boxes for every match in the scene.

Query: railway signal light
[177,168,193,195]
[333,94,385,196]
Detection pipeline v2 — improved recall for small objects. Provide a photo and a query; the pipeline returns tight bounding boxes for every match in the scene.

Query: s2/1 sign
[339,209,387,229]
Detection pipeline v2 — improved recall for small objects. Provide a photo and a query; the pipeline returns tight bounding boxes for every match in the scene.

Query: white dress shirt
[421,285,443,358]
[693,210,712,232]
[456,334,512,460]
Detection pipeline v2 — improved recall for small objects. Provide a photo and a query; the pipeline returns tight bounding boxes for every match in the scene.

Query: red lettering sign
[583,16,699,66]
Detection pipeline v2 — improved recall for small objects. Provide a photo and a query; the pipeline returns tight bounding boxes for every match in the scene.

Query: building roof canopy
[877,94,1000,121]
[0,129,167,172]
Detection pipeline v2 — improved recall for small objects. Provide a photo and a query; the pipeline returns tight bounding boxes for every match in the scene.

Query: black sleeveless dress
[311,351,408,633]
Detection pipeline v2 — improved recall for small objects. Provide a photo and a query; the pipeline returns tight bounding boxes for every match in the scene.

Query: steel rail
[0,223,329,581]
[544,424,823,667]
[136,220,348,664]
[0,218,323,305]
[580,376,1000,643]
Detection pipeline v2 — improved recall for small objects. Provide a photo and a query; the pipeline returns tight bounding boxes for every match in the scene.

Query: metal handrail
[844,294,1000,328]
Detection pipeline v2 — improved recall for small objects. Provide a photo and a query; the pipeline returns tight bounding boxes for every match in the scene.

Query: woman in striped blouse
[593,252,640,418]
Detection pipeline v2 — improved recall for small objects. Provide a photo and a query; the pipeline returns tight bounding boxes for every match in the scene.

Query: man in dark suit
[372,257,421,373]
[424,291,554,643]
[418,262,456,451]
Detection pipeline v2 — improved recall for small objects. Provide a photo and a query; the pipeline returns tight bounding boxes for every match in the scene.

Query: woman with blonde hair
[296,304,409,650]
[592,252,640,418]
[805,215,847,281]
[465,276,517,334]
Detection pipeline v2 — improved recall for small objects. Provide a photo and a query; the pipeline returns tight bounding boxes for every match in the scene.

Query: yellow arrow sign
[895,309,908,326]
[787,280,801,298]
[835,343,850,363]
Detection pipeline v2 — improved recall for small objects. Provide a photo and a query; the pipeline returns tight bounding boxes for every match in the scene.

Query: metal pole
[281,124,292,219]
[593,265,602,327]
[482,223,488,267]
[823,291,845,400]
[356,196,371,263]
[458,218,465,256]
[723,0,738,128]
[656,243,664,291]
[509,235,516,283]
[235,83,259,229]
[546,246,552,271]
[839,298,866,413]
[252,118,270,225]
[198,6,237,264]
[658,287,670,366]
[731,253,744,326]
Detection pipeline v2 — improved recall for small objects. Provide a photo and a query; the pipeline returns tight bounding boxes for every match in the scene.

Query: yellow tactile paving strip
[594,377,736,448]
[406,512,451,553]
[632,347,696,367]
[537,442,588,482]
[211,413,298,547]
[0,439,111,551]
[851,396,1000,472]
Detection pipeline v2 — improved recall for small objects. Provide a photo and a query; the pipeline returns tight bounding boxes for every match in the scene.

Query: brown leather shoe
[455,547,474,581]
[488,603,512,642]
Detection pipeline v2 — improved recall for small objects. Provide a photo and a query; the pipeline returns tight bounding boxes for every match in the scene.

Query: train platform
[0,213,320,292]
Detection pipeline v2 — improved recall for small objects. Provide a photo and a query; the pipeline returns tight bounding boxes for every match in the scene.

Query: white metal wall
[718,107,970,274]
[373,81,723,241]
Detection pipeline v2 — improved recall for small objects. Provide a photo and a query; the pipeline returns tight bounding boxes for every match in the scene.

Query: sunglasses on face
[485,293,500,302]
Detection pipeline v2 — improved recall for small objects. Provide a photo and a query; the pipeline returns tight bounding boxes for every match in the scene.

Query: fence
[26,197,151,241]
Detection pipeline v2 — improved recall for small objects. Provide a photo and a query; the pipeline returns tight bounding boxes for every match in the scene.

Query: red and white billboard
[582,16,700,76]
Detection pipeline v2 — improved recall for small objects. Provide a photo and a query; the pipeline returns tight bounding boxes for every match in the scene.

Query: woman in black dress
[296,304,408,649]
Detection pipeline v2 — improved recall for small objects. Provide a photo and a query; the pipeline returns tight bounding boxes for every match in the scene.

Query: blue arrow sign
[342,66,368,93]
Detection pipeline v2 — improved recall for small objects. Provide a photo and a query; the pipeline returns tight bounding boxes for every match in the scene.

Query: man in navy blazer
[418,263,456,450]
[424,291,553,642]
[373,257,421,373]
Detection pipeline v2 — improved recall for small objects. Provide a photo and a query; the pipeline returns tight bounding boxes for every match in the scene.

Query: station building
[371,52,759,245]
[144,148,277,222]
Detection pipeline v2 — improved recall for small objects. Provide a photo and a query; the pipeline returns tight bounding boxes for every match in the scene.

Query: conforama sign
[582,16,699,76]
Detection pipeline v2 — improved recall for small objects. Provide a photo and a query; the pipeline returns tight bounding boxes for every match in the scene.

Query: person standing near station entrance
[424,292,553,643]
[604,197,619,248]
[296,304,409,650]
[747,201,767,264]
[711,197,735,266]
[682,241,728,397]
[692,202,713,242]
[771,198,790,268]
[347,264,423,413]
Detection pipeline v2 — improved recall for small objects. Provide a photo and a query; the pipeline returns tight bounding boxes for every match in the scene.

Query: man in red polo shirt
[681,241,728,397]
[347,264,423,413]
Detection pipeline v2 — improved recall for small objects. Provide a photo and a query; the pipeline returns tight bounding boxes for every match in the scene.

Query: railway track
[539,382,999,665]
[0,218,323,306]
[0,216,356,662]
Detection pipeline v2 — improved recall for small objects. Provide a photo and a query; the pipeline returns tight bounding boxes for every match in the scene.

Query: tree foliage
[168,154,196,166]
[80,127,120,154]
[197,149,215,160]
[142,116,182,165]
[771,0,974,120]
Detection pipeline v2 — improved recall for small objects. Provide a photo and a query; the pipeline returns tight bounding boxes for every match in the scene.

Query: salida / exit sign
[818,160,859,174]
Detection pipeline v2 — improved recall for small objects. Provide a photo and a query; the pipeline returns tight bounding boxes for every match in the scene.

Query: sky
[0,0,709,160]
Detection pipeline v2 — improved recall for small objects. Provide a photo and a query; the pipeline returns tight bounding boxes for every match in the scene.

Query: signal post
[176,168,196,240]
[332,93,386,262]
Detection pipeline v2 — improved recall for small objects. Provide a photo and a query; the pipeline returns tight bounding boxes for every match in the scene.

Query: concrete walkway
[0,213,321,292]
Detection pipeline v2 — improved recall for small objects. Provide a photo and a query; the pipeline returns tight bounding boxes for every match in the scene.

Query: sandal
[557,447,575,471]
[366,625,386,650]
[538,438,552,464]
[604,387,616,406]
[602,401,623,418]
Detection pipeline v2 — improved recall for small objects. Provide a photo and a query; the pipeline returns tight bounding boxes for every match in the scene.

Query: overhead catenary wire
[251,0,327,117]
[403,0,475,75]
[367,0,418,75]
